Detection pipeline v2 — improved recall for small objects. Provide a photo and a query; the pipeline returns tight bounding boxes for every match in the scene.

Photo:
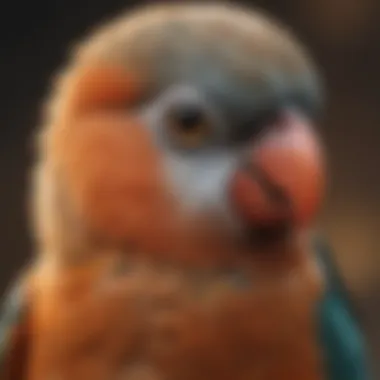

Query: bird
[0,2,371,379]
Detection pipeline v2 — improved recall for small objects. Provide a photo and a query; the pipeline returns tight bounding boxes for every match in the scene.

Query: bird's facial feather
[40,3,325,259]
[138,69,322,237]
[141,83,246,233]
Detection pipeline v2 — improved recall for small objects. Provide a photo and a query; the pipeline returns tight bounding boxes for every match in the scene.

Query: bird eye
[166,104,212,149]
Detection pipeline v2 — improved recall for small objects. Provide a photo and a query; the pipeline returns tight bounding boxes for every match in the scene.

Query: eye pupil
[167,103,212,149]
[170,105,204,131]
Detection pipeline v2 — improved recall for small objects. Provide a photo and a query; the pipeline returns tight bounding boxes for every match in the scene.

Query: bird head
[35,3,325,266]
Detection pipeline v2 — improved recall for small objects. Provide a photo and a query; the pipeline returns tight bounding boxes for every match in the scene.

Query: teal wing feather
[0,276,29,379]
[315,237,372,380]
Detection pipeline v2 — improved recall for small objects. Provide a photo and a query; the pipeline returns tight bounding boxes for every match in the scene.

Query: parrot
[0,2,371,380]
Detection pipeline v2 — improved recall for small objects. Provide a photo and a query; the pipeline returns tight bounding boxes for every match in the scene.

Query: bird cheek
[229,110,325,229]
[60,65,144,119]
[52,114,172,246]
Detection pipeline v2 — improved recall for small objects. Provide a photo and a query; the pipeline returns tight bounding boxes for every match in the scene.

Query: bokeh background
[1,0,379,375]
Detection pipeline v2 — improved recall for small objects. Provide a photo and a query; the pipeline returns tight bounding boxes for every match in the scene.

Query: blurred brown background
[0,0,379,375]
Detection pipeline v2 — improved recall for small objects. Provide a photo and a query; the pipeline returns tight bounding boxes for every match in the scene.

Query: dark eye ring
[166,104,212,148]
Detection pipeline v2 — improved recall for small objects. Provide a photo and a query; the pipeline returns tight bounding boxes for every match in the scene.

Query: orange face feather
[48,66,231,265]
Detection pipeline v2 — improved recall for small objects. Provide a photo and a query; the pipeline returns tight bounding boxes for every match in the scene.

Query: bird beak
[229,109,325,230]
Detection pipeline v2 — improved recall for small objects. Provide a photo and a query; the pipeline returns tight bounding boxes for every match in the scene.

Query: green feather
[316,238,372,380]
